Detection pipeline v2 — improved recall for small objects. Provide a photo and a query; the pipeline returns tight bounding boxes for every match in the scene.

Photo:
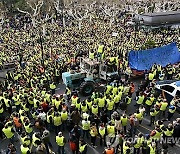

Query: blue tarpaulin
[128,42,180,71]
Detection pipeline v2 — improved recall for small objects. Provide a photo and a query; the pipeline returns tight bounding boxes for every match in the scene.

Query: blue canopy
[128,42,180,71]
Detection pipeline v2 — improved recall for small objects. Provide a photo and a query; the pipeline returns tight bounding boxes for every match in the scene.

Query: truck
[62,57,119,96]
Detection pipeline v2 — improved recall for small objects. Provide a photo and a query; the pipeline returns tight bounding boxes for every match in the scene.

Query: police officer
[56,132,66,154]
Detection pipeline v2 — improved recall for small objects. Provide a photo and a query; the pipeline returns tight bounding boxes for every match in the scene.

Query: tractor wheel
[80,81,95,96]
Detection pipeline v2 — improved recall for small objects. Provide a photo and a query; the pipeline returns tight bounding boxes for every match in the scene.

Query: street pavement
[0,75,180,154]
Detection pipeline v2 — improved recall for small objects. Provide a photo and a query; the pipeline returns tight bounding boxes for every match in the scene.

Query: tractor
[62,57,119,96]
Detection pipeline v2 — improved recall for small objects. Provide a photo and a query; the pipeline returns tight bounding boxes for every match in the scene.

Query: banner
[128,42,180,71]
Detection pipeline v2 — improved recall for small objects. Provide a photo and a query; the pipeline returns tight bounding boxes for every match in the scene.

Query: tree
[17,0,44,27]
[102,3,119,27]
[0,2,6,30]
[54,0,66,27]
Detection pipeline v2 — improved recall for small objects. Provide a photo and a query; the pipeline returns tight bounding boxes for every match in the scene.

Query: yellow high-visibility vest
[20,145,29,154]
[89,52,94,60]
[79,144,87,153]
[54,116,62,126]
[91,106,98,115]
[137,95,144,104]
[61,112,68,121]
[56,136,65,146]
[2,127,14,139]
[99,127,105,136]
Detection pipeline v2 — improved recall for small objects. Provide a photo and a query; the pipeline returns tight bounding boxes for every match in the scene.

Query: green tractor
[62,57,119,96]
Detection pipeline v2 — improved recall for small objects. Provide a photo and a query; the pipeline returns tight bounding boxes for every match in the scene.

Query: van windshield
[161,85,175,93]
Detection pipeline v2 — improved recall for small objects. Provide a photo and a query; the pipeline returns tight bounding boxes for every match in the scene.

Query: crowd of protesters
[0,1,180,154]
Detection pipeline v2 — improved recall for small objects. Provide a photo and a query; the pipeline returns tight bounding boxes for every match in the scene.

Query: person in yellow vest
[99,123,106,146]
[32,132,41,148]
[81,101,88,113]
[134,110,143,124]
[89,49,95,60]
[61,109,68,130]
[105,84,113,95]
[20,143,30,154]
[151,125,162,141]
[98,94,106,111]
[97,43,104,60]
[106,97,114,118]
[76,98,81,111]
[86,97,93,110]
[79,139,87,154]
[135,92,144,108]
[123,141,131,154]
[90,122,98,147]
[159,99,168,118]
[107,121,116,138]
[20,131,31,147]
[162,123,174,139]
[71,94,78,105]
[82,118,90,139]
[2,123,15,143]
[149,108,159,126]
[148,71,155,82]
[134,133,144,154]
[54,112,62,135]
[56,131,66,154]
[50,82,56,95]
[145,94,154,116]
[121,114,128,133]
[91,103,99,116]
[148,142,156,154]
